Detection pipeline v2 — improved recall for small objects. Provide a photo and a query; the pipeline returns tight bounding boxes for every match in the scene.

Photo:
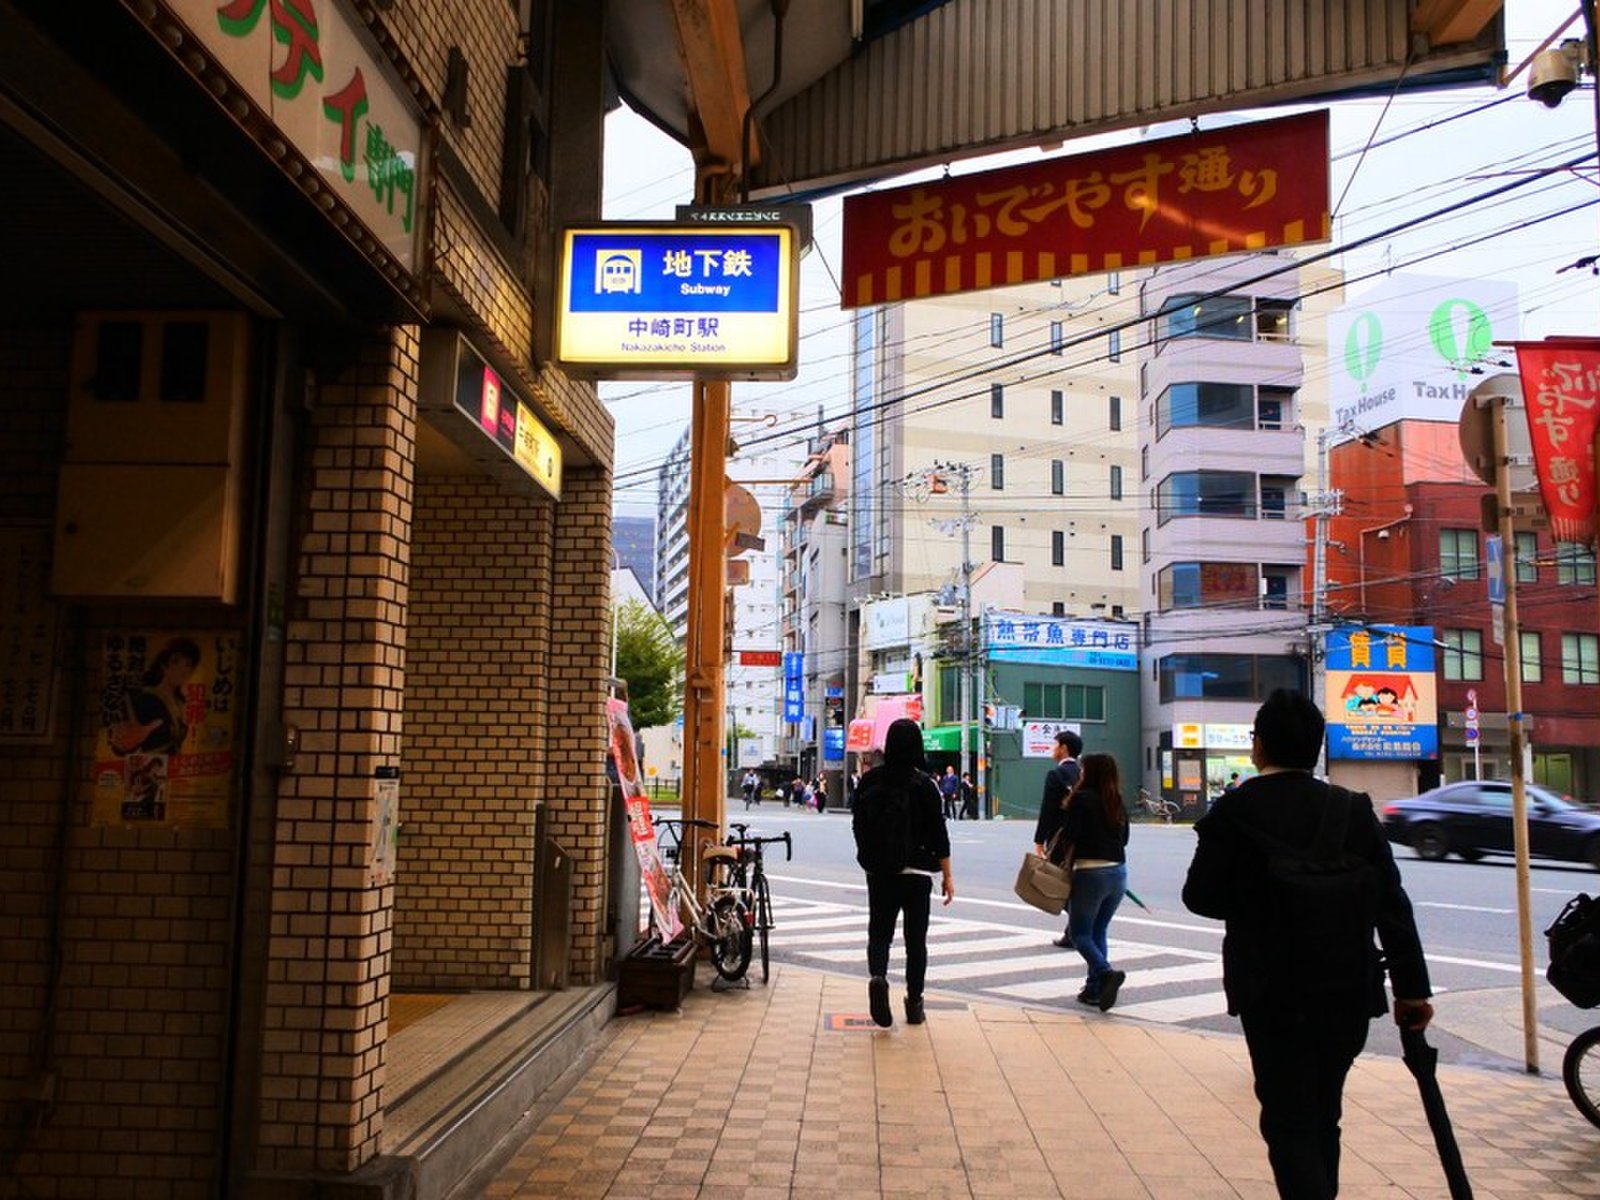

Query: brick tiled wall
[257,328,418,1174]
[395,474,552,989]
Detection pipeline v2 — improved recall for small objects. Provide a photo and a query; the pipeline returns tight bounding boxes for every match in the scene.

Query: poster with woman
[606,695,681,942]
[91,631,239,828]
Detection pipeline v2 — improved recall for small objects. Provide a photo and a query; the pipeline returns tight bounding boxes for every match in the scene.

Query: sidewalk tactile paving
[472,960,1600,1198]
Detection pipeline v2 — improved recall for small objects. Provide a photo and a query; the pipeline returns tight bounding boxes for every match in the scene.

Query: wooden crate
[617,936,696,1010]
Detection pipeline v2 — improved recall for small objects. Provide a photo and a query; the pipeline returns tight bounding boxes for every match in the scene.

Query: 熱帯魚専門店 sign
[556,224,799,380]
[841,111,1329,308]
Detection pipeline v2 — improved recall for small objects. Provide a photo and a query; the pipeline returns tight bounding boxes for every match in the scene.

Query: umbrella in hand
[1400,1025,1473,1199]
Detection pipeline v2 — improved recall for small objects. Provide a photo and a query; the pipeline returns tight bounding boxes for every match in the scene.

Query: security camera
[1528,41,1583,108]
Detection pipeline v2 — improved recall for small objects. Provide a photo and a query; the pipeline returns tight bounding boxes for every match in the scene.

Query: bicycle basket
[1547,893,1600,1009]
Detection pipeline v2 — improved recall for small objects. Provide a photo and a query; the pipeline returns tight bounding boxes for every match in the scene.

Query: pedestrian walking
[1057,752,1130,1011]
[939,765,960,819]
[1182,688,1433,1200]
[741,769,758,810]
[852,717,953,1028]
[959,772,978,821]
[1033,729,1083,947]
[813,774,828,814]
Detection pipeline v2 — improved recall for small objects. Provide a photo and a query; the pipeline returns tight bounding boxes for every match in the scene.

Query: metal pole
[958,465,974,809]
[1493,394,1539,1074]
[1311,427,1333,770]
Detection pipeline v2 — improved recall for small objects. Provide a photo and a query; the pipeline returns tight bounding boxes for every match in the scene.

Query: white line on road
[1416,901,1514,914]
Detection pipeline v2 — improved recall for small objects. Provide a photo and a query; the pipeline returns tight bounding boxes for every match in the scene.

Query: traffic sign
[1486,535,1505,605]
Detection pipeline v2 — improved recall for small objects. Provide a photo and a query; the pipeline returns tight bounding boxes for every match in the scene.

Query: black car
[1382,780,1600,869]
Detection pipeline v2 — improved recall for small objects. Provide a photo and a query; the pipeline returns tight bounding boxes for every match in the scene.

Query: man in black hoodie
[852,718,953,1028]
[1034,729,1083,948]
[1183,690,1432,1199]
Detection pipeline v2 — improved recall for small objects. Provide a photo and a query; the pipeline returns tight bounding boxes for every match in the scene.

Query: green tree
[613,599,683,729]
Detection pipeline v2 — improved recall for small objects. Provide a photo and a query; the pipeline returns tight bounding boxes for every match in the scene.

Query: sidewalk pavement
[470,963,1600,1199]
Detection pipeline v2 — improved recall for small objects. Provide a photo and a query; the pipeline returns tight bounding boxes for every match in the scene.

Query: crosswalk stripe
[1107,990,1232,1022]
[989,960,1220,1000]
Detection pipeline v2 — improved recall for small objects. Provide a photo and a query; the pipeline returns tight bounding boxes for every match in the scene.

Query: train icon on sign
[596,249,642,294]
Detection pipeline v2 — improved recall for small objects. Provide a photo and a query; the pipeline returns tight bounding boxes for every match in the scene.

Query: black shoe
[869,975,893,1027]
[1076,991,1100,1007]
[1097,970,1126,1012]
[905,995,925,1025]
[1052,935,1073,949]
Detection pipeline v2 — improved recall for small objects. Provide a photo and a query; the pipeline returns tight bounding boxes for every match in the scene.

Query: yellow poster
[91,631,239,828]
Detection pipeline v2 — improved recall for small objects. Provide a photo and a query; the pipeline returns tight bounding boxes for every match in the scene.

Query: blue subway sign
[555,223,799,381]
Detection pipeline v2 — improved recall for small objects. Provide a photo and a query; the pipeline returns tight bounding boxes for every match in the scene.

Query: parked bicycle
[1544,892,1600,1127]
[1137,786,1181,824]
[652,816,753,981]
[725,822,793,983]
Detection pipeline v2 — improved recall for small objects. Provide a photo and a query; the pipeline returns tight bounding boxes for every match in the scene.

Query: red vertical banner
[1511,338,1600,545]
[606,697,681,942]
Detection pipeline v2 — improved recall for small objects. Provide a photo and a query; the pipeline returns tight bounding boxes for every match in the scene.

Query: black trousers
[866,872,933,998]
[1240,1007,1370,1200]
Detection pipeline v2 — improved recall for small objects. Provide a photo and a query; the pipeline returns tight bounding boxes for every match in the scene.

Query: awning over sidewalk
[922,724,978,753]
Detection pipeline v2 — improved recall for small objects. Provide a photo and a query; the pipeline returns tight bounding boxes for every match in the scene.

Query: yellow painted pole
[1494,395,1538,1074]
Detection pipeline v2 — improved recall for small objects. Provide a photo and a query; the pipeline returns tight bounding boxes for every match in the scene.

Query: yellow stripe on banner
[1038,251,1056,278]
[1172,246,1193,260]
[1321,213,1332,240]
[945,256,962,294]
[1283,219,1305,244]
[1103,252,1124,271]
[1244,231,1267,249]
[1209,239,1231,256]
[1070,253,1089,275]
[914,260,932,297]
[974,253,992,289]
[885,265,903,301]
[855,275,874,306]
[1007,251,1024,283]
[1138,249,1158,265]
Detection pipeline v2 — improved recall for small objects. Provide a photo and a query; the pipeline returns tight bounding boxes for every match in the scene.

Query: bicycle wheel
[754,873,772,984]
[1564,1026,1600,1129]
[708,894,753,981]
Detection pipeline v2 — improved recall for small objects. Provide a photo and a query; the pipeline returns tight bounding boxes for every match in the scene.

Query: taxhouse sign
[841,111,1328,308]
[163,0,427,275]
[556,224,800,381]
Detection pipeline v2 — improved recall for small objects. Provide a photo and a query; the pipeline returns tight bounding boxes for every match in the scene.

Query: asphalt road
[702,800,1600,1067]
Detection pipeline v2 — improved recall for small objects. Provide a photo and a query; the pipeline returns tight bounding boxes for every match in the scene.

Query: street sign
[1486,535,1505,605]
[738,650,782,667]
[1465,689,1480,742]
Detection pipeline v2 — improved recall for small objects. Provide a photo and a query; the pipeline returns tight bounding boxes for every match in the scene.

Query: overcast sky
[600,0,1600,518]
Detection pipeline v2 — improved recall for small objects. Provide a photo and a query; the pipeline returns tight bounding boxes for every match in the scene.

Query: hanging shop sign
[841,110,1328,308]
[163,0,428,275]
[1324,625,1439,761]
[984,613,1138,671]
[1023,720,1081,758]
[91,630,240,828]
[1508,338,1600,545]
[782,652,805,723]
[555,223,800,380]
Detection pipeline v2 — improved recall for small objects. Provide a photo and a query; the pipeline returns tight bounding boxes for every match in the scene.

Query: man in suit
[1182,689,1433,1200]
[1033,729,1083,948]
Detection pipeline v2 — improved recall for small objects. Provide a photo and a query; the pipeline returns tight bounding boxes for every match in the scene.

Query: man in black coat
[1183,689,1433,1200]
[1033,729,1083,948]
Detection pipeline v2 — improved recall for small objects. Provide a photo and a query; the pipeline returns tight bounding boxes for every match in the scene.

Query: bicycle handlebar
[653,816,719,831]
[728,831,792,861]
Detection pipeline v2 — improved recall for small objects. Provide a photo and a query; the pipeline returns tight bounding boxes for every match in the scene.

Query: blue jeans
[1068,864,1126,994]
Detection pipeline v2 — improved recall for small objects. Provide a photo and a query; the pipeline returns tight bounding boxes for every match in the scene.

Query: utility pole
[1308,420,1348,763]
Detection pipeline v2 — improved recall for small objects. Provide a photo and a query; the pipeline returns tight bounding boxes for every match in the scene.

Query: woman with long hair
[1060,752,1130,1011]
[109,637,201,756]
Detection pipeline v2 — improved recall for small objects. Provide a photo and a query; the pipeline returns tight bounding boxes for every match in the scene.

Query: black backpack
[1240,784,1382,1004]
[853,769,916,875]
[1547,893,1600,1008]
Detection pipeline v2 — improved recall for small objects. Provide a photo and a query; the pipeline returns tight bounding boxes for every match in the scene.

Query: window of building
[1563,632,1600,684]
[1258,387,1292,429]
[1108,329,1122,361]
[1557,541,1597,585]
[1515,531,1539,584]
[1107,270,1120,294]
[1052,530,1065,566]
[1050,389,1064,425]
[990,383,1004,419]
[1156,382,1255,436]
[1442,628,1484,681]
[1109,464,1123,501]
[1161,293,1252,341]
[991,453,1004,489]
[1051,459,1064,495]
[1050,320,1064,354]
[1521,631,1542,683]
[1052,601,1066,616]
[1024,681,1105,721]
[1141,527,1150,564]
[1140,445,1148,481]
[1157,471,1256,523]
[1110,535,1124,571]
[990,312,1003,347]
[1256,299,1295,341]
[1158,562,1258,610]
[1158,653,1305,702]
[1440,529,1480,581]
[1260,477,1292,520]
[991,525,1005,561]
[1262,567,1292,610]
[938,666,961,724]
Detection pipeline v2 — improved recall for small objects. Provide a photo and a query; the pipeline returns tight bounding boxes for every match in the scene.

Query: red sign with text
[1511,338,1600,546]
[738,650,783,667]
[840,111,1329,308]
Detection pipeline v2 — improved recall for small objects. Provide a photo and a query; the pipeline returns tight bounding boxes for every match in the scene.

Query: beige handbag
[1013,834,1075,915]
